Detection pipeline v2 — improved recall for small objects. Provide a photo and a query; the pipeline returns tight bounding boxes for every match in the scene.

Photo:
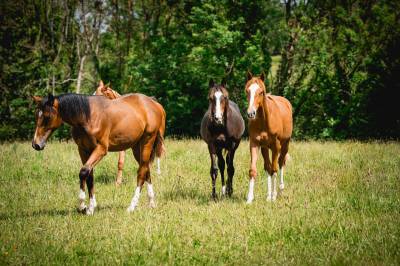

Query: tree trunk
[77,55,86,93]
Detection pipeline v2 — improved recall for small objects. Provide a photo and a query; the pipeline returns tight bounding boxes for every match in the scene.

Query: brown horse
[32,92,165,215]
[94,81,165,185]
[201,79,245,199]
[244,72,292,203]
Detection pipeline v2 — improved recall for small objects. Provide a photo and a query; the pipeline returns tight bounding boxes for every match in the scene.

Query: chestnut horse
[244,72,292,203]
[32,92,165,215]
[201,79,245,199]
[94,81,164,185]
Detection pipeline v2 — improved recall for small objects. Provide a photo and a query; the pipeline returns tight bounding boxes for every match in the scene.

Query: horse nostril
[32,142,43,151]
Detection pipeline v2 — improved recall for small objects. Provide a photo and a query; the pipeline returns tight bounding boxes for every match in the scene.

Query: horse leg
[78,147,90,213]
[127,136,156,212]
[79,144,107,215]
[156,157,161,175]
[115,151,125,186]
[85,169,96,215]
[216,149,226,196]
[226,143,238,197]
[270,144,281,201]
[146,171,156,208]
[247,141,258,204]
[278,141,289,190]
[261,147,273,201]
[208,144,218,200]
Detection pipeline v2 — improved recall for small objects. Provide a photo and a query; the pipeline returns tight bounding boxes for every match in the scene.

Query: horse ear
[260,71,266,81]
[247,70,253,81]
[209,79,215,88]
[47,93,54,106]
[221,78,227,88]
[32,96,42,106]
[99,80,104,87]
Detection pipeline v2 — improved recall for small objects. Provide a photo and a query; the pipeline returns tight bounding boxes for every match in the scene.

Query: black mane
[56,93,91,122]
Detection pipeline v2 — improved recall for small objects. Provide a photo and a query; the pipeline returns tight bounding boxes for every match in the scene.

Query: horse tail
[150,130,165,162]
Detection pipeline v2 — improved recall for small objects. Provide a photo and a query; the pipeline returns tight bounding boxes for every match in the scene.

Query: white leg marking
[272,173,277,201]
[86,195,97,215]
[214,91,223,121]
[246,178,255,204]
[279,167,285,190]
[156,158,161,174]
[78,189,86,211]
[222,185,226,196]
[266,172,272,201]
[127,186,141,213]
[147,182,156,208]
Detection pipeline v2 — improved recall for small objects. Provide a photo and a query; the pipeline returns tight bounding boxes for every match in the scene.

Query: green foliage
[276,0,400,139]
[1,0,399,140]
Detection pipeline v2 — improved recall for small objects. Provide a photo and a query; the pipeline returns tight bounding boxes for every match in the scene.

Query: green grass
[1,139,399,265]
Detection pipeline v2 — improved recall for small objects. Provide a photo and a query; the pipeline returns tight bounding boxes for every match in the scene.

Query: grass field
[0,139,399,265]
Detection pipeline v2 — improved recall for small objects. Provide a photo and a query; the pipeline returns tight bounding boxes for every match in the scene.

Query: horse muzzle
[247,110,256,120]
[32,140,45,151]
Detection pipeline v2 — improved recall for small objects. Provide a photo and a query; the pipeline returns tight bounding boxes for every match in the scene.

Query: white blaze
[248,83,260,111]
[214,91,223,120]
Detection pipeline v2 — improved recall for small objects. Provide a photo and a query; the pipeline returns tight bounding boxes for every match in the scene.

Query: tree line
[1,0,399,140]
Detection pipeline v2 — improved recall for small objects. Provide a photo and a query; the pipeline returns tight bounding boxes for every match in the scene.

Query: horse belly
[107,117,144,151]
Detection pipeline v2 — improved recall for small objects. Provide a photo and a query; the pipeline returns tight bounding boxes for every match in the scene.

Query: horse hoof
[86,209,94,215]
[127,206,136,213]
[246,198,253,204]
[115,180,122,187]
[279,184,285,190]
[149,201,156,208]
[267,196,273,202]
[272,193,277,201]
[77,206,87,214]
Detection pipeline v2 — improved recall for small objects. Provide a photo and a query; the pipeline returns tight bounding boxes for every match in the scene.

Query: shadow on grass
[0,208,72,220]
[0,204,122,220]
[95,172,116,184]
[162,186,243,205]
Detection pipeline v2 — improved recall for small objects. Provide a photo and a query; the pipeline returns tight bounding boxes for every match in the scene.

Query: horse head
[208,79,229,125]
[245,71,267,120]
[95,80,119,99]
[31,93,63,150]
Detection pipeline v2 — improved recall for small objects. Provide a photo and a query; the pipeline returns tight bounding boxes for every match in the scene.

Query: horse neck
[260,94,273,132]
[57,95,91,127]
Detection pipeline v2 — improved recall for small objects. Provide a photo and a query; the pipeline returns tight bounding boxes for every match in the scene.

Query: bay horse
[94,81,164,186]
[244,71,292,203]
[200,79,245,199]
[32,92,166,215]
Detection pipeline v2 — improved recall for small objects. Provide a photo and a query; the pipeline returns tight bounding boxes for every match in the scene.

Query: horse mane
[56,94,91,122]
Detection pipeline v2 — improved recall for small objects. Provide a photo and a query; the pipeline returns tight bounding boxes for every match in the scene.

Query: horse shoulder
[226,102,245,138]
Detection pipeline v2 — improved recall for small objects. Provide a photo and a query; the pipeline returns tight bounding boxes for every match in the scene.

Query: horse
[200,79,245,199]
[32,92,166,215]
[244,71,293,203]
[94,81,164,186]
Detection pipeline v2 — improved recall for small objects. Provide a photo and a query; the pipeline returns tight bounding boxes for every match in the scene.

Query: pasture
[0,139,399,265]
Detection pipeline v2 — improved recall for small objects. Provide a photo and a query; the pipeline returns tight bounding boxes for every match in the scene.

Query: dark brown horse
[94,81,165,185]
[244,72,292,203]
[200,79,245,199]
[32,92,165,215]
